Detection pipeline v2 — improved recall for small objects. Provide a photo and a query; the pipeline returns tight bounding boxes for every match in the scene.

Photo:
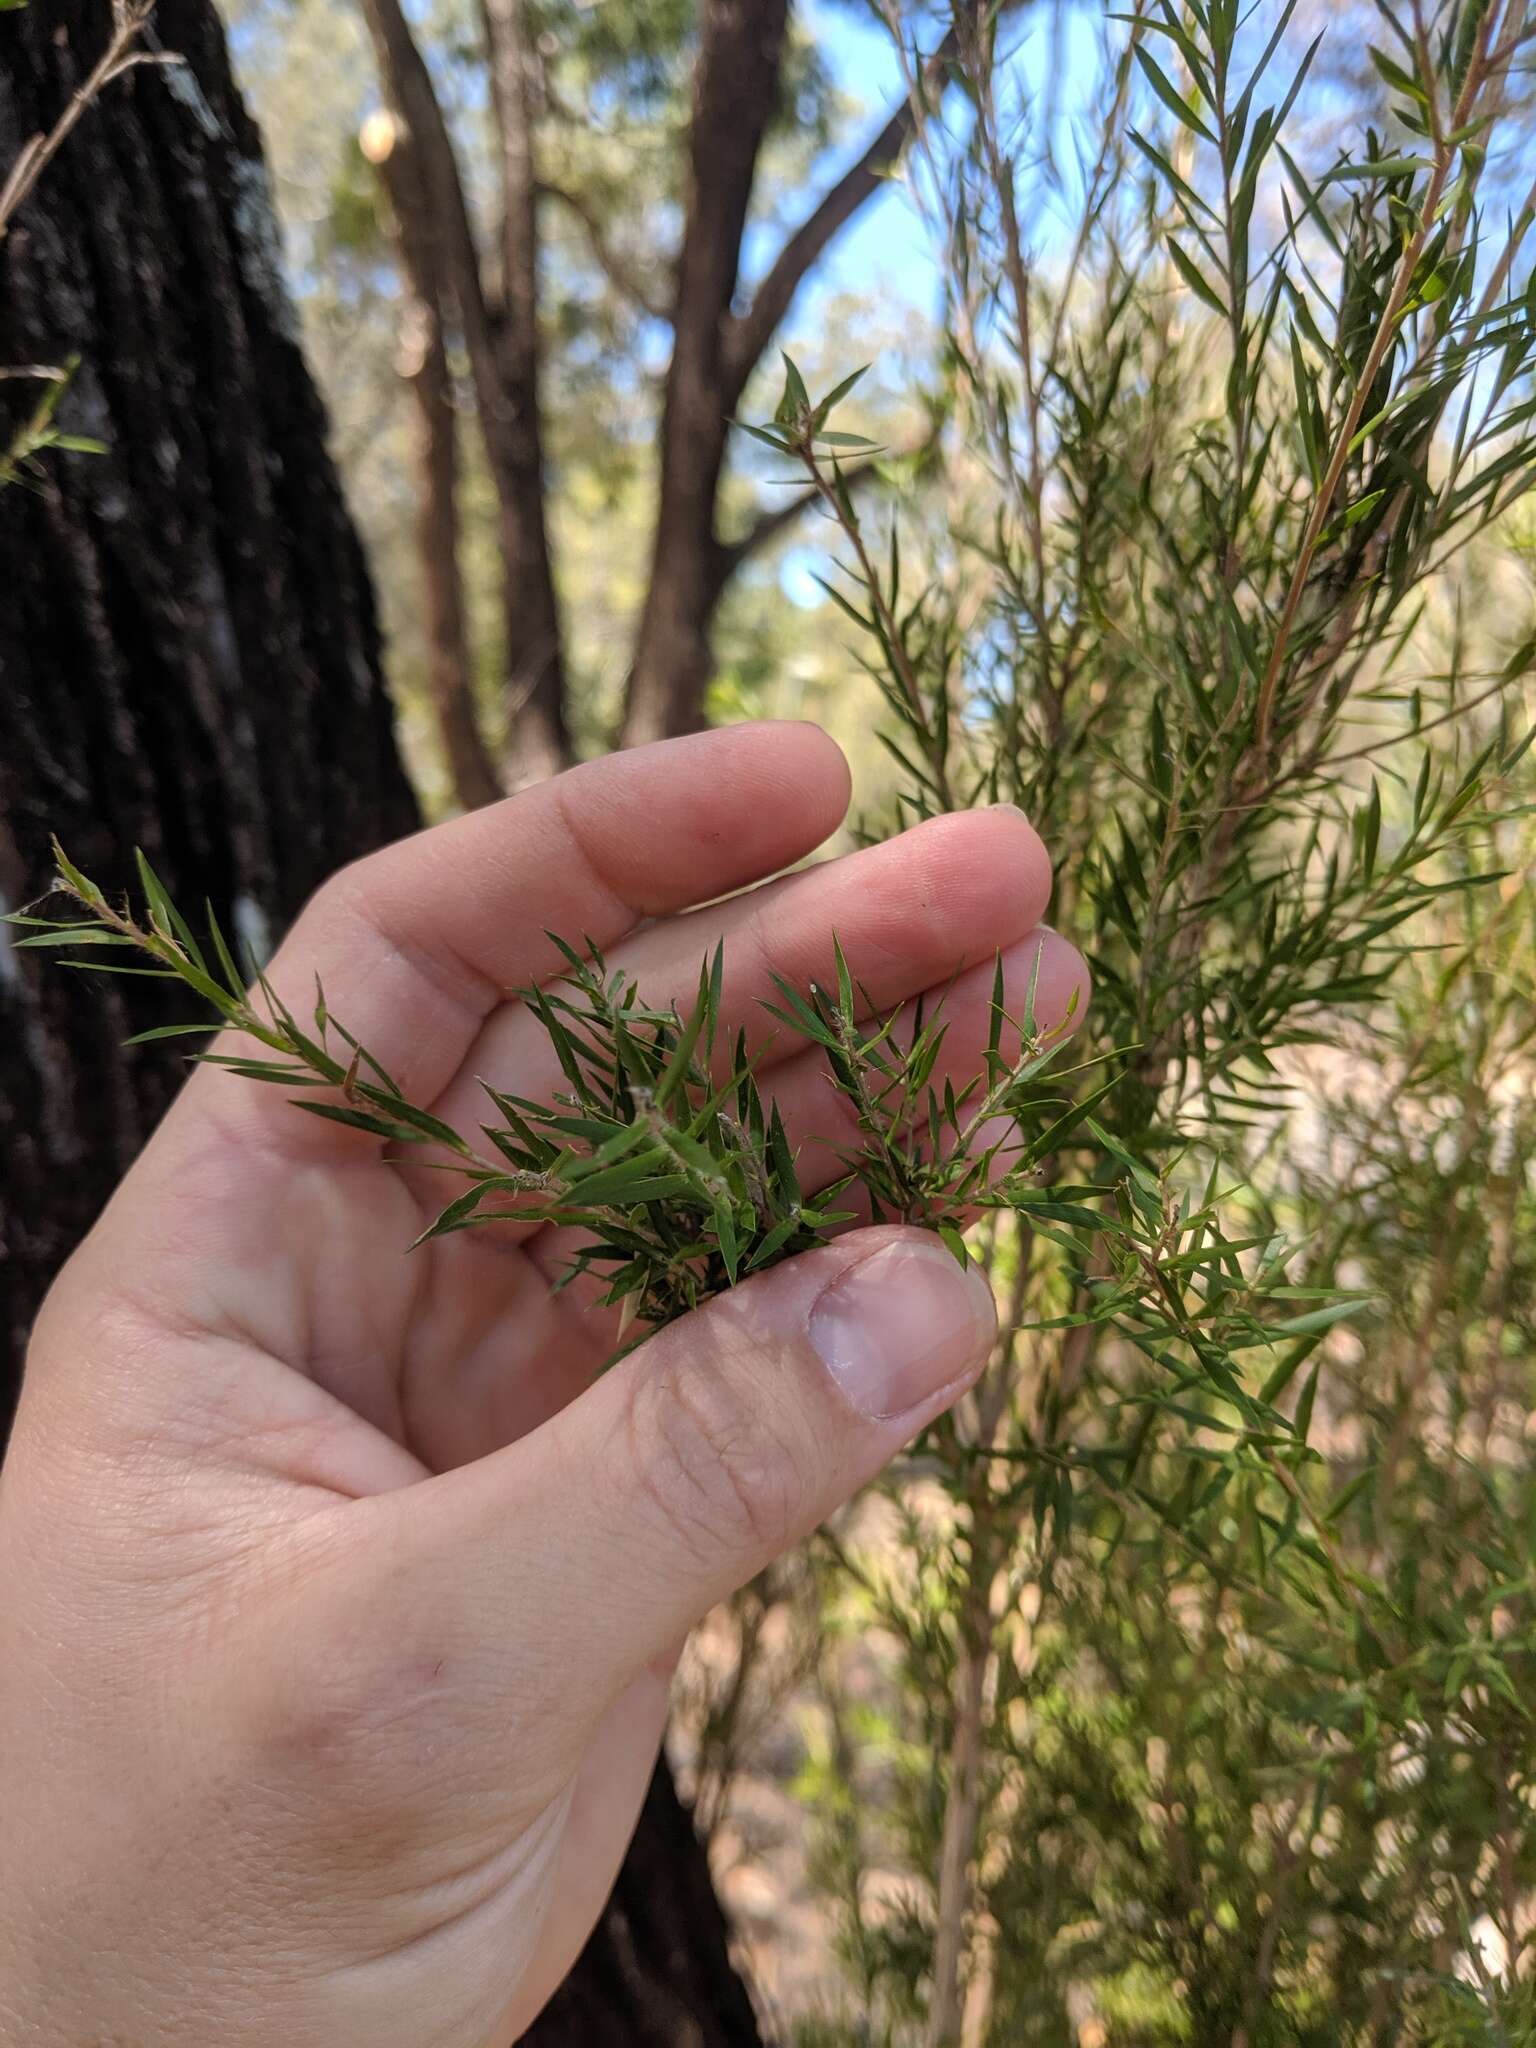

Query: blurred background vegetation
[221,0,948,798]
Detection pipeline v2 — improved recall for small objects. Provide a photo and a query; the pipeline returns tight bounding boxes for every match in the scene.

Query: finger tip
[806,1227,997,1422]
[727,719,852,832]
[900,806,1054,941]
[658,721,851,872]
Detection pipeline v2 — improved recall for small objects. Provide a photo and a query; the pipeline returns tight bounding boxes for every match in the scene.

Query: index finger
[180,723,853,1147]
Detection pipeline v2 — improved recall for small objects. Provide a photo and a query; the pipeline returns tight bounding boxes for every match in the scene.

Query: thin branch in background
[719,443,894,577]
[536,179,669,322]
[1252,0,1520,754]
[0,355,103,489]
[730,0,1536,2018]
[0,0,174,243]
[0,0,178,492]
[719,11,964,406]
[737,365,957,808]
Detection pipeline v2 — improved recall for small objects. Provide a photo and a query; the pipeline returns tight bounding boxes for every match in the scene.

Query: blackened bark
[0,14,762,2041]
[525,1759,765,2048]
[0,0,418,1406]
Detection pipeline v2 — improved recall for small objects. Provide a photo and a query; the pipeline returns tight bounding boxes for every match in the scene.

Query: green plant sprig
[10,841,1110,1337]
[11,842,1369,1505]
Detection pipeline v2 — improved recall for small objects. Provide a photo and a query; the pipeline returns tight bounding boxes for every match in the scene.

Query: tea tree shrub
[738,0,1536,2037]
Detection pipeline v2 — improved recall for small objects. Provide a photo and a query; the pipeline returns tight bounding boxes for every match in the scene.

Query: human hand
[0,723,1086,2045]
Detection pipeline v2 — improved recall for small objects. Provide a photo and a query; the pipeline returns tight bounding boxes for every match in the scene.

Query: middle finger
[415,804,1054,1220]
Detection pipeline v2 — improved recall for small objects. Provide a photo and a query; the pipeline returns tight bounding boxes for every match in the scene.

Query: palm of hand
[0,727,1082,2046]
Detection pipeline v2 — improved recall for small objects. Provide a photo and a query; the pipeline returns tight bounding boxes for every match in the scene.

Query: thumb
[400,1227,996,1701]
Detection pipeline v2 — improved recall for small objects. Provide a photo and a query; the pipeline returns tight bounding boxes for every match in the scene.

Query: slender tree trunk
[360,0,948,760]
[926,1620,989,2048]
[624,471,733,746]
[367,109,503,812]
[622,0,788,749]
[0,13,761,2042]
[620,2,955,748]
[925,1344,1010,2048]
[479,0,570,781]
[405,294,505,812]
[358,0,571,784]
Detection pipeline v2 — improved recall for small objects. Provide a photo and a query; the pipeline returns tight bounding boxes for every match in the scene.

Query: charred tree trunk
[0,7,761,2041]
[0,0,419,1399]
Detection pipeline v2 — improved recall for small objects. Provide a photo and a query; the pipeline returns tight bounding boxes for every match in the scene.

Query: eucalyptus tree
[336,0,952,786]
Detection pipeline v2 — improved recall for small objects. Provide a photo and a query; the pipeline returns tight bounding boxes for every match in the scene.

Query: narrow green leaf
[1167,237,1228,317]
[1134,45,1217,144]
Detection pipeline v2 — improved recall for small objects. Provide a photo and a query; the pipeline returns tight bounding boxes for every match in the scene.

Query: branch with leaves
[719,0,1536,1997]
[5,843,1085,1329]
[0,0,176,492]
[7,827,1359,1480]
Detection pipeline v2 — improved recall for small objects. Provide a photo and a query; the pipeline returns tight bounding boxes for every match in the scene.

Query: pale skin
[0,723,1087,2046]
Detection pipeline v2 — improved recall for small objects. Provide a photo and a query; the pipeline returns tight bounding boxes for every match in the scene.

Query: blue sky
[797,0,933,311]
[722,0,941,357]
[776,0,1107,329]
[744,1,1107,602]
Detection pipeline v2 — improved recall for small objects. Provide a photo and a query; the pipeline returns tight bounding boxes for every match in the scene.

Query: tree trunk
[366,107,503,813]
[525,1760,765,2047]
[0,0,419,1407]
[622,0,788,749]
[620,0,949,749]
[0,10,761,2043]
[358,0,571,786]
[479,0,571,783]
[624,507,732,747]
[403,289,505,814]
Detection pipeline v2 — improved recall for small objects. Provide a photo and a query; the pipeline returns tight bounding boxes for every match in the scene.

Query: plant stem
[924,1348,1012,2048]
[1252,7,1509,754]
[0,1,170,243]
[799,441,957,810]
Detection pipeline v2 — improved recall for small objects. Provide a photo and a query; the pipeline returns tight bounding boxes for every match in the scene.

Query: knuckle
[308,852,375,926]
[626,1350,800,1567]
[313,857,497,1016]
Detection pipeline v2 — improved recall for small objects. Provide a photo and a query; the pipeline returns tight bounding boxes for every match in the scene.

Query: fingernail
[809,1238,997,1421]
[987,801,1030,819]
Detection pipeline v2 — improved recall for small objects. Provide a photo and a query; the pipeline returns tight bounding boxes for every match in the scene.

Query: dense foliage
[727,1,1536,2039]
